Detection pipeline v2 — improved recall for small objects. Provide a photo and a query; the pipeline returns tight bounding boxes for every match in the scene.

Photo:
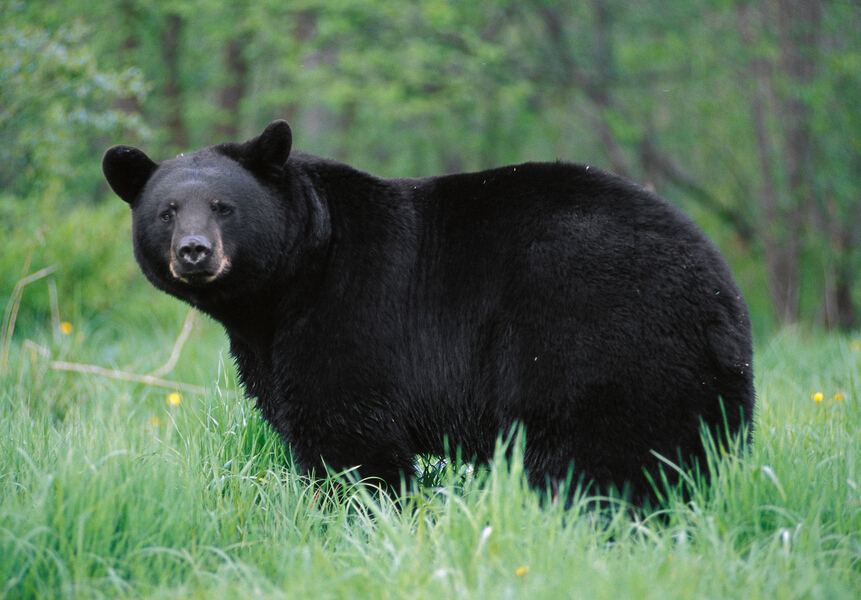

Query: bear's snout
[178,235,212,266]
[169,233,229,285]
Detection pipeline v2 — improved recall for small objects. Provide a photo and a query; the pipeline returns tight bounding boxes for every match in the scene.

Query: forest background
[2,0,861,342]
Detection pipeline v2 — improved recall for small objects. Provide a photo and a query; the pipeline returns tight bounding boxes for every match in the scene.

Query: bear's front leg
[291,433,417,497]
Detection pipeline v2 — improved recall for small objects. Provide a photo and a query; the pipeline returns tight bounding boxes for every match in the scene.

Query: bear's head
[103,120,295,307]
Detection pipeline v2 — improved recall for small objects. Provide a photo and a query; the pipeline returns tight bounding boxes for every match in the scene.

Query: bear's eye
[160,210,173,222]
[212,202,233,216]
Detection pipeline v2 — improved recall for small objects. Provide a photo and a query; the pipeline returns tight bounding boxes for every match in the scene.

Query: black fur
[103,120,754,500]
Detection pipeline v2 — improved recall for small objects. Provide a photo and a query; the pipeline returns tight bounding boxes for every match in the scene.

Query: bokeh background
[3,0,860,342]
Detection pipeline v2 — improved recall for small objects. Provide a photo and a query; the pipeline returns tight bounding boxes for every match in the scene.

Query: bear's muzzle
[169,235,230,285]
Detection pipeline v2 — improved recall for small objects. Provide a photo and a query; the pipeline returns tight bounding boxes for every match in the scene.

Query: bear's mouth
[169,255,231,286]
[178,272,217,286]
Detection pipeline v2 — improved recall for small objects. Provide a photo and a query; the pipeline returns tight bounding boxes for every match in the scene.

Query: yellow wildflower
[515,566,530,576]
[60,322,73,335]
[148,416,161,427]
[813,393,823,403]
[167,392,182,406]
[834,393,844,402]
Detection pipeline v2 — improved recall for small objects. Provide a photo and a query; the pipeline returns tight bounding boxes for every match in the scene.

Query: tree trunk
[115,0,143,118]
[161,13,187,150]
[534,2,633,179]
[822,262,858,330]
[587,0,633,179]
[215,36,250,141]
[737,1,824,326]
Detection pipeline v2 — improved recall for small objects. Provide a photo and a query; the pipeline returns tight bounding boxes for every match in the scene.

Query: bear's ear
[102,146,158,205]
[216,120,293,179]
[245,120,293,174]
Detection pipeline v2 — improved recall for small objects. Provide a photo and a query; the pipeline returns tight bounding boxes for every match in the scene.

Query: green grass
[2,311,861,599]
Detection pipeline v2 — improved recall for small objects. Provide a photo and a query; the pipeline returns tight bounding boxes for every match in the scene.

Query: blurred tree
[4,0,859,331]
[115,0,144,117]
[215,33,251,140]
[160,11,187,150]
[294,0,859,330]
[0,2,149,202]
[737,0,860,329]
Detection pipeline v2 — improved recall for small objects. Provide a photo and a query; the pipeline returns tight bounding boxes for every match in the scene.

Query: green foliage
[3,1,860,331]
[0,1,150,201]
[2,323,861,598]
[0,192,192,338]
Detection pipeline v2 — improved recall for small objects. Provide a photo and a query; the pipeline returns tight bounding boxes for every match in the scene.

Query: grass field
[2,300,860,599]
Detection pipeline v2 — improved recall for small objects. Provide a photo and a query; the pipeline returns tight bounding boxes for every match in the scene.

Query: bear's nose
[177,236,212,265]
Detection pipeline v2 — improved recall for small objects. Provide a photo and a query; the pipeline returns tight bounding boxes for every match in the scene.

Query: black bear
[103,120,754,501]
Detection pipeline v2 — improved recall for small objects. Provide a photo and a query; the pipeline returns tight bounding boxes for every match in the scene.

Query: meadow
[2,283,861,599]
